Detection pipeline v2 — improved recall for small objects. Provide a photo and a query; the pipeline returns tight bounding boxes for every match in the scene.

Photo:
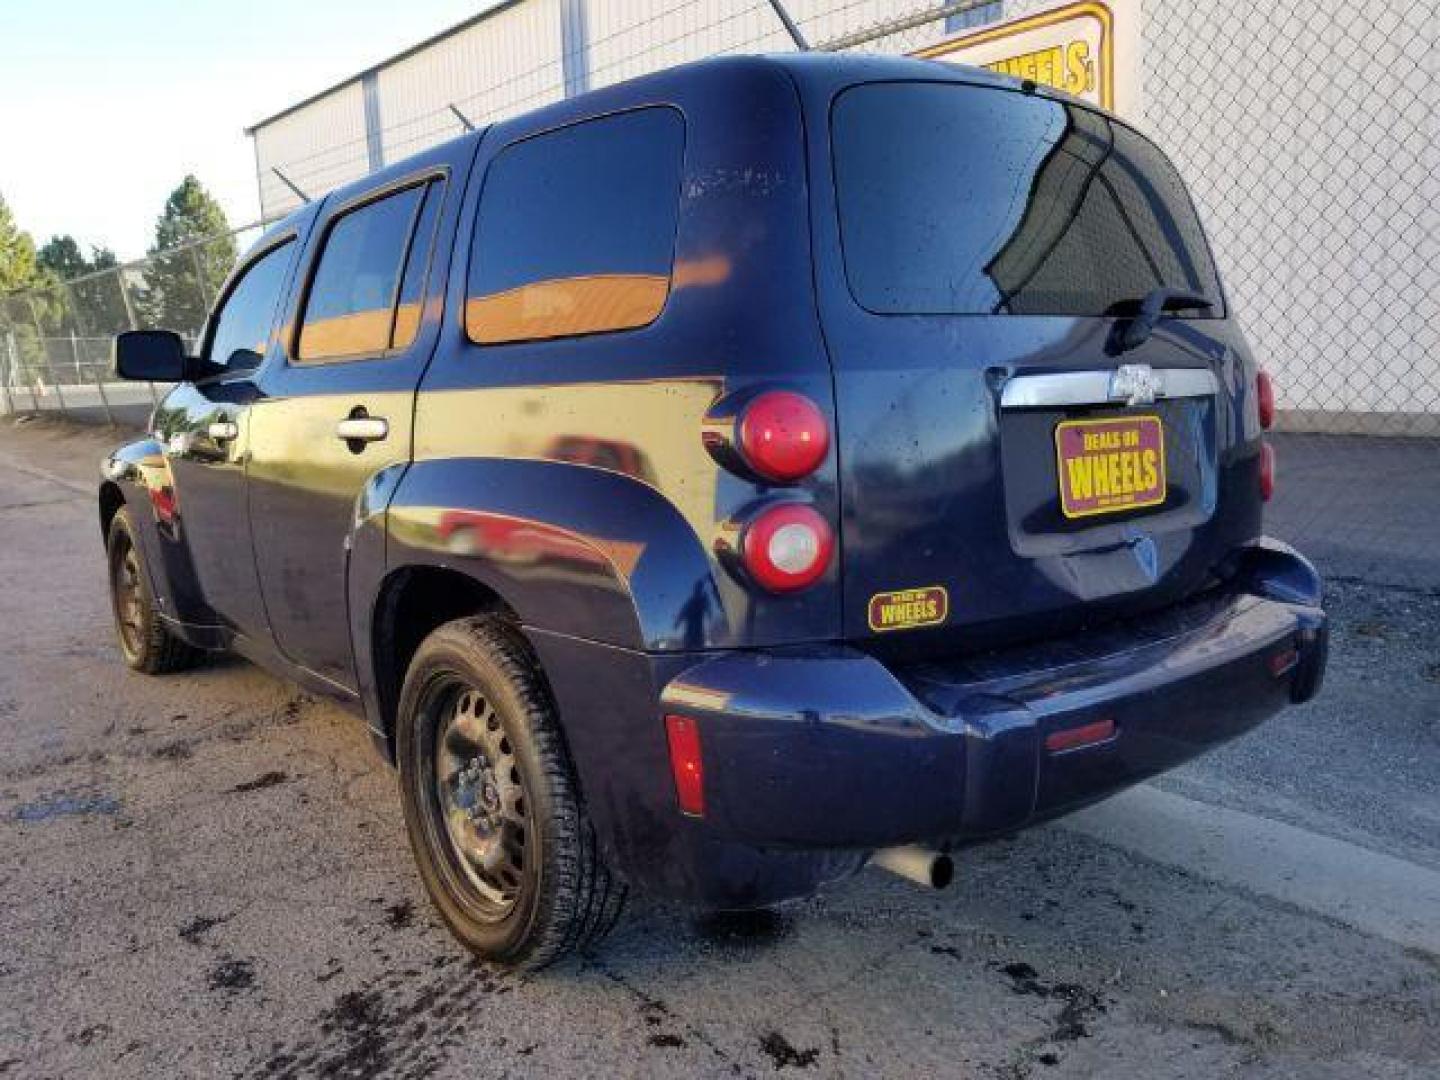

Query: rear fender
[378,457,721,651]
[352,456,727,745]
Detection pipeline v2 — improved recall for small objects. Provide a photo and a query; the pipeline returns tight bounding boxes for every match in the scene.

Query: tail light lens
[737,391,829,482]
[1257,370,1275,430]
[742,503,834,593]
[1260,441,1276,502]
[664,715,705,816]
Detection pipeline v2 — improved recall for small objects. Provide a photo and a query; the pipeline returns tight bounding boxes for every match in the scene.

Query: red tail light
[664,715,705,816]
[742,503,834,593]
[738,391,829,482]
[1260,441,1276,502]
[1257,370,1275,430]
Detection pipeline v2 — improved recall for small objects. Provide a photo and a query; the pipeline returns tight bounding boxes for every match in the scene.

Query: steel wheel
[110,537,147,660]
[104,506,203,674]
[396,616,626,968]
[428,681,533,919]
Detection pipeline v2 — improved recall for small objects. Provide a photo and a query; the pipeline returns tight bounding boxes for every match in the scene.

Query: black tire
[396,616,625,969]
[106,507,204,674]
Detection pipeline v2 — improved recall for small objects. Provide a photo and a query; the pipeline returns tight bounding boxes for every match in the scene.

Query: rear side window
[205,239,295,372]
[393,183,444,350]
[466,107,685,344]
[297,182,430,362]
[831,83,1223,317]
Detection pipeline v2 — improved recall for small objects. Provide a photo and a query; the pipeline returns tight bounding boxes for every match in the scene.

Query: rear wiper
[1118,287,1214,350]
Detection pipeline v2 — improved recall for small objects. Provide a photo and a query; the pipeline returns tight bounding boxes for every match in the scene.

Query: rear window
[831,82,1223,317]
[466,107,685,344]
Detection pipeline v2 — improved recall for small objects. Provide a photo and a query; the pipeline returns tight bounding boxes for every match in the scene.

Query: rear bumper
[535,539,1326,908]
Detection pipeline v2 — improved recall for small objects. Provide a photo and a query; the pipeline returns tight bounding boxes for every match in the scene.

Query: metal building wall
[249,3,567,222]
[246,0,1437,425]
[581,0,927,88]
[376,0,566,165]
[247,0,931,223]
[1133,0,1438,425]
[251,81,370,221]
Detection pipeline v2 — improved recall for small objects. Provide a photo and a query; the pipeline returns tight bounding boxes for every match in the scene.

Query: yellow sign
[868,587,950,632]
[1054,415,1167,519]
[914,1,1122,112]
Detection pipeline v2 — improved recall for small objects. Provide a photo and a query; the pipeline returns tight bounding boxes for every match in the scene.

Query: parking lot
[1,417,1436,1079]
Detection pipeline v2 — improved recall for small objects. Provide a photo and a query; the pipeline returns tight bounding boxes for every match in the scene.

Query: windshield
[831,82,1224,317]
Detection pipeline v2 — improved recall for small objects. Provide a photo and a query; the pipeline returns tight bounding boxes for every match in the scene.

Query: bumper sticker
[868,586,949,632]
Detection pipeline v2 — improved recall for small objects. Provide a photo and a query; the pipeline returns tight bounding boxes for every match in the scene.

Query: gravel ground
[0,417,1436,1079]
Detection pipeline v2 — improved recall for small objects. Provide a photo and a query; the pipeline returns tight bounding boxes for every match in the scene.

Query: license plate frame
[1054,415,1167,520]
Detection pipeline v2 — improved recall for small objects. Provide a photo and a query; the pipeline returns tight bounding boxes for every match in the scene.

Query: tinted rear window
[832,83,1223,317]
[466,107,685,344]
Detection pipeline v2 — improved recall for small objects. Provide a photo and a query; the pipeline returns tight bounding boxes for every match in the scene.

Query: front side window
[466,107,685,344]
[205,240,295,373]
[832,82,1223,317]
[296,183,427,362]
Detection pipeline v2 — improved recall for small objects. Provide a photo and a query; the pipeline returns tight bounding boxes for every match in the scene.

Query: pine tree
[0,192,61,375]
[141,176,238,334]
[37,236,131,335]
[36,235,89,281]
[0,191,42,294]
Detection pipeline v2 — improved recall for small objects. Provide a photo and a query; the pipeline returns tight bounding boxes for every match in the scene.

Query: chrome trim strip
[1000,368,1219,410]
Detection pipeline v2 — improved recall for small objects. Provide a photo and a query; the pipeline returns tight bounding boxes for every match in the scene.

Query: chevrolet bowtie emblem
[1110,364,1162,406]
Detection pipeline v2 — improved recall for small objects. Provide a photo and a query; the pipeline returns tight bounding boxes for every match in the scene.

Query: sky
[0,0,492,262]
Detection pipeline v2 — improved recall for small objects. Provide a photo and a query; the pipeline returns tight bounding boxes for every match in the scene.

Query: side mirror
[113,329,189,382]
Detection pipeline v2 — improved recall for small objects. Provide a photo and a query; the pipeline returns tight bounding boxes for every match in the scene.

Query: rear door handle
[335,416,389,444]
[207,421,239,441]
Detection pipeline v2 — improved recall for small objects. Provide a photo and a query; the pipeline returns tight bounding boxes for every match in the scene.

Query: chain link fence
[1,0,1434,581]
[0,224,262,424]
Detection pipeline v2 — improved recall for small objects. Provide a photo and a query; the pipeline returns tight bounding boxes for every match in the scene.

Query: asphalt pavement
[0,417,1436,1079]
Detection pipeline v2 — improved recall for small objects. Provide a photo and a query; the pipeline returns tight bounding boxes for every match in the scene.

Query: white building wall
[377,0,566,165]
[252,80,369,221]
[248,0,1438,423]
[1134,0,1438,423]
[582,1,924,91]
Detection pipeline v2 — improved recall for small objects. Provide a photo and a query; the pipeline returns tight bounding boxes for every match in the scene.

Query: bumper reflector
[1269,646,1300,677]
[1044,717,1117,754]
[664,715,705,817]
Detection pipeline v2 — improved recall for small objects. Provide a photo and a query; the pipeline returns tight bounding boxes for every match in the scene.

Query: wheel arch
[99,480,126,541]
[366,564,520,760]
[380,456,725,647]
[354,456,725,758]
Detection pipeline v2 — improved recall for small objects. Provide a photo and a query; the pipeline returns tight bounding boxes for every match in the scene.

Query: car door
[155,231,303,636]
[247,157,460,691]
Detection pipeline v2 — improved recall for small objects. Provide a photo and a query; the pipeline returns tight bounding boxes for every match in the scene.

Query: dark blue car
[101,54,1327,968]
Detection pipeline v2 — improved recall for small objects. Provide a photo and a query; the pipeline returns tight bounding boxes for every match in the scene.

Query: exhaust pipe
[870,845,954,889]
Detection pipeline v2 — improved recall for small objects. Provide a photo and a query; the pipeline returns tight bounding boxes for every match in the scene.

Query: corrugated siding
[376,0,566,165]
[254,81,368,222]
[247,0,1439,420]
[249,0,932,219]
[583,0,923,88]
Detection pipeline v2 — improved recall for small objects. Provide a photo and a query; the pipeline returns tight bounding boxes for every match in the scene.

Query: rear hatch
[810,75,1263,652]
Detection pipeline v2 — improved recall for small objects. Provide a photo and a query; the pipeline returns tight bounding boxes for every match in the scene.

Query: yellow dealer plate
[1055,415,1166,519]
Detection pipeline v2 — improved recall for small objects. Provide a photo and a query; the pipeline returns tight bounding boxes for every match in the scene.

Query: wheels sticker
[867,586,949,632]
